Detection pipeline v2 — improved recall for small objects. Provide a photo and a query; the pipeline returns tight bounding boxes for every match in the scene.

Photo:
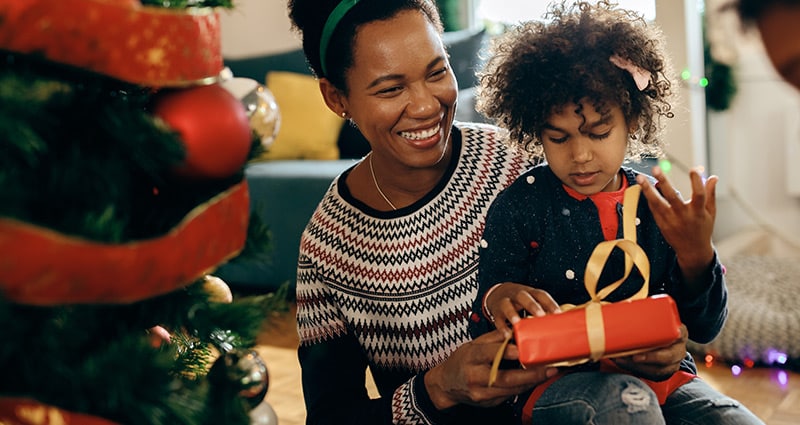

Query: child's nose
[571,138,593,163]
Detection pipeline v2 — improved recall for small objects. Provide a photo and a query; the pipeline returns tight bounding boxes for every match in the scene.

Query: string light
[658,158,672,174]
[777,370,789,387]
[704,353,716,368]
[701,348,796,390]
[680,68,708,88]
[767,349,788,365]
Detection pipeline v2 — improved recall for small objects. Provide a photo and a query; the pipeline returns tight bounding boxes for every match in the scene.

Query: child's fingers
[632,324,688,365]
[636,173,668,212]
[705,175,718,217]
[510,289,560,320]
[489,287,559,337]
[687,167,710,211]
[687,167,719,219]
[492,297,521,335]
[650,166,683,206]
[523,288,561,315]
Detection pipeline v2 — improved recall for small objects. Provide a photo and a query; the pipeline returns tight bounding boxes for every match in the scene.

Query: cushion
[688,255,800,369]
[258,71,344,160]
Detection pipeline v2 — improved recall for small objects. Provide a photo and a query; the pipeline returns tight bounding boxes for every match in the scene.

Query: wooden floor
[254,303,800,425]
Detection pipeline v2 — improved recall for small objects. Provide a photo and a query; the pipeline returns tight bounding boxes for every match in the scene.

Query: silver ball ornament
[220,76,281,151]
[209,348,270,408]
[243,85,281,150]
[249,399,279,425]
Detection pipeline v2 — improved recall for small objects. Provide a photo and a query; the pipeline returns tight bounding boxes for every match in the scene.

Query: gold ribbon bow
[489,185,650,386]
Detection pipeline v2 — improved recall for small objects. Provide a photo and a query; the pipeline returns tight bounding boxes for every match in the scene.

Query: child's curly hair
[476,1,676,160]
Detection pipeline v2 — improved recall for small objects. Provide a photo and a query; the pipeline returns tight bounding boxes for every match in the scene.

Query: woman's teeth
[399,123,440,140]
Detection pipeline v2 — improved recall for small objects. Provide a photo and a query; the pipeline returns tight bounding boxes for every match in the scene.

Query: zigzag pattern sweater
[296,122,534,424]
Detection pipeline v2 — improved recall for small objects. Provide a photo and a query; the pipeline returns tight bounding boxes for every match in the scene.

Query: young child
[470,1,764,424]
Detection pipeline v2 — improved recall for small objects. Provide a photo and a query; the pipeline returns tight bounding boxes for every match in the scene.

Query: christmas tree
[0,0,284,423]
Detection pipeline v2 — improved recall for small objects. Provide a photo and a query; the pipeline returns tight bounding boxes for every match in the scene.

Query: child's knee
[589,373,660,413]
[531,373,664,425]
[618,378,655,413]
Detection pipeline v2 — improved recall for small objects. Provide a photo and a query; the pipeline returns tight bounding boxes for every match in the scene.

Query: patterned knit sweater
[295,122,534,424]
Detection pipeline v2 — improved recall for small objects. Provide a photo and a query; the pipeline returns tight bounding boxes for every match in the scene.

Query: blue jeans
[526,372,764,424]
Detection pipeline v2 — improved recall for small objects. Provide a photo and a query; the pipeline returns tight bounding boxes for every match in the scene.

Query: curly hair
[287,0,442,93]
[476,1,676,160]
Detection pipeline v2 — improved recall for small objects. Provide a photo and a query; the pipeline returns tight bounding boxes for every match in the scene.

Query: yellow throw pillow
[258,71,344,160]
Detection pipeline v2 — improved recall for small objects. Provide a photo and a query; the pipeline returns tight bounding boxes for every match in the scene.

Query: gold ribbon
[489,185,650,385]
[561,185,649,310]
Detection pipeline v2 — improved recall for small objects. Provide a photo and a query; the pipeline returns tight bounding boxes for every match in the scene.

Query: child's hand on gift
[636,166,717,293]
[613,324,688,381]
[484,283,561,337]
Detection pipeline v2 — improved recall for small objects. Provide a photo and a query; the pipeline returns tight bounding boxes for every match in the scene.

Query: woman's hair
[476,0,675,160]
[287,0,443,92]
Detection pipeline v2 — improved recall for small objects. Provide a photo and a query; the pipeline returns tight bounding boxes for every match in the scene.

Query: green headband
[320,0,360,76]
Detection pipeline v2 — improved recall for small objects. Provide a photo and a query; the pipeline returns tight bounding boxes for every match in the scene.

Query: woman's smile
[399,121,442,148]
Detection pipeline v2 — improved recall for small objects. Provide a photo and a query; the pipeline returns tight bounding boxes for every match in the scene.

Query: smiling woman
[283,0,548,423]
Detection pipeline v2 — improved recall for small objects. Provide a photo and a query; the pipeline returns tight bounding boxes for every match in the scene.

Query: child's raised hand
[636,166,717,289]
[484,283,561,337]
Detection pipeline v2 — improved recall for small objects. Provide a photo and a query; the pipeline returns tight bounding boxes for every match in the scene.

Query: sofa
[214,27,488,293]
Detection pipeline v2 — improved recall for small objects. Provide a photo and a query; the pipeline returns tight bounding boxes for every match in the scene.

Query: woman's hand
[484,283,561,336]
[636,166,717,292]
[613,324,688,381]
[424,330,558,410]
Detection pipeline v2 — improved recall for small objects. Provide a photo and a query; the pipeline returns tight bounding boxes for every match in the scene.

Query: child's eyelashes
[546,131,612,144]
[589,131,611,140]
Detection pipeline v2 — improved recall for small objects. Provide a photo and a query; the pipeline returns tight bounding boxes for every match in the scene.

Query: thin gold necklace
[368,153,397,211]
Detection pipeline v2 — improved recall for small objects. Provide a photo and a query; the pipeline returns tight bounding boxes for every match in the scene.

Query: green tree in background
[436,0,464,31]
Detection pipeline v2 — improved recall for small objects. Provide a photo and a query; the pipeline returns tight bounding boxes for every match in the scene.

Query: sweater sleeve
[470,184,534,338]
[669,251,728,344]
[297,255,450,424]
[299,336,484,424]
[299,336,398,424]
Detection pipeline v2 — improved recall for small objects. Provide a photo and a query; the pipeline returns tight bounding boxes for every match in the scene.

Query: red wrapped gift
[513,293,682,367]
[511,185,682,368]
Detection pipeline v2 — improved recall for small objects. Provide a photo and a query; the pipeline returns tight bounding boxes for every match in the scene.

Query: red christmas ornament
[152,84,251,179]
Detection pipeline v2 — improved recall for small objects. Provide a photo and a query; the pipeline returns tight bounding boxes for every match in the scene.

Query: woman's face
[541,100,629,196]
[757,3,800,91]
[342,9,458,168]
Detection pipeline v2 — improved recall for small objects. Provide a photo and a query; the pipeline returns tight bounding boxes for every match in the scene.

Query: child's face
[541,100,629,196]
